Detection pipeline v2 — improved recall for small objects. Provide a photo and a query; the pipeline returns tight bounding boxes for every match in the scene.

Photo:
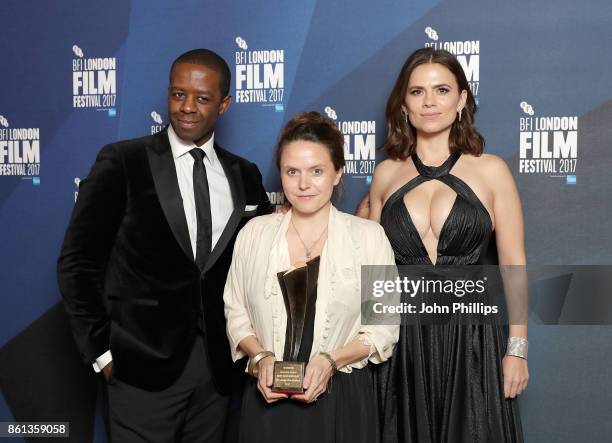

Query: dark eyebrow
[407,83,453,90]
[169,86,213,95]
[283,164,326,170]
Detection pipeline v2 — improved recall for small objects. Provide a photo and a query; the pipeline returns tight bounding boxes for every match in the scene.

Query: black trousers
[106,335,229,443]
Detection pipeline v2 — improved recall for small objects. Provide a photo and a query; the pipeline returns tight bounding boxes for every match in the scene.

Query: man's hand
[102,361,113,383]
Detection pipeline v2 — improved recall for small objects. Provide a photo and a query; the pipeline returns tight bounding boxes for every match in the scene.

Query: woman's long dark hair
[384,47,484,160]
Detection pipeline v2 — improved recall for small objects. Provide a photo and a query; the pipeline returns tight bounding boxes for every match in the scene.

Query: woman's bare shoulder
[463,153,510,172]
[375,157,405,171]
[373,158,405,184]
[463,153,514,188]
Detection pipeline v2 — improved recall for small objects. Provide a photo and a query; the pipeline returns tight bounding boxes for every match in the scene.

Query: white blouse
[223,206,399,373]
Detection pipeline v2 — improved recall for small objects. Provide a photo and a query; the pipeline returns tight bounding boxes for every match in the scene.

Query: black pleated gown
[375,152,523,443]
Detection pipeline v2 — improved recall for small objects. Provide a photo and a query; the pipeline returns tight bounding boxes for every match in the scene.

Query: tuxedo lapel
[204,145,246,274]
[146,130,195,263]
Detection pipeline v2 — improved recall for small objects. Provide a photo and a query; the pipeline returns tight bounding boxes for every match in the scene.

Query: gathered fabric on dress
[375,152,523,443]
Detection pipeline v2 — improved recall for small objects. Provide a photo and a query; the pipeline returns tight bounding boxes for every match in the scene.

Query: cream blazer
[223,205,399,373]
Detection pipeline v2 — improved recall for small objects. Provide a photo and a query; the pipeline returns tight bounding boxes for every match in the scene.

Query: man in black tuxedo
[58,49,272,442]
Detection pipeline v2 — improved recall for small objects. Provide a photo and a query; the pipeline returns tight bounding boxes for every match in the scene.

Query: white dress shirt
[92,125,234,373]
[167,124,234,255]
[223,206,399,374]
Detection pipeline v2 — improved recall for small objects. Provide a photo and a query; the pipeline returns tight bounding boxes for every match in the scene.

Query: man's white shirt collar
[167,124,217,166]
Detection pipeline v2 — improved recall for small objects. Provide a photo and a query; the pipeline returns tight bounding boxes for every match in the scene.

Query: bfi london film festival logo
[234,36,285,111]
[266,190,286,209]
[150,111,164,134]
[0,115,41,184]
[424,27,480,102]
[519,101,578,184]
[324,106,376,182]
[72,45,118,116]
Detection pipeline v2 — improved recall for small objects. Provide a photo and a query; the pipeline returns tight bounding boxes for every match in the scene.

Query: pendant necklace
[290,217,328,261]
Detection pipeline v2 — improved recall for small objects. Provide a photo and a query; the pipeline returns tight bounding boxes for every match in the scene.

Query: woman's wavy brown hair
[384,47,484,160]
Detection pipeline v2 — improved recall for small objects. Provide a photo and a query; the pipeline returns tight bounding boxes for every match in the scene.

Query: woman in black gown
[368,48,528,442]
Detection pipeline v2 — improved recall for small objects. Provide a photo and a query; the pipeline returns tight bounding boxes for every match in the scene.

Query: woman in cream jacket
[223,112,398,443]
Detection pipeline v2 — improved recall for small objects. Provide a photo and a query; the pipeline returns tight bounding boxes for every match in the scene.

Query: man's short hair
[170,49,231,97]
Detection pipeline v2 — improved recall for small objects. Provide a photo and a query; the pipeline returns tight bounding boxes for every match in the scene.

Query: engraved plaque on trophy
[271,257,319,394]
[272,361,305,393]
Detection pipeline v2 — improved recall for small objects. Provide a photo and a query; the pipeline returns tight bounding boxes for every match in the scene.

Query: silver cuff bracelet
[506,336,528,360]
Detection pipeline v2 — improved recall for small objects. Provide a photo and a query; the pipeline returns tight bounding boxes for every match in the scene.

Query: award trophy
[272,258,319,394]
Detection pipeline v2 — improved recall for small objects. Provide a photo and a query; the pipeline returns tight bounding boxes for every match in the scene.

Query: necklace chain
[290,217,328,260]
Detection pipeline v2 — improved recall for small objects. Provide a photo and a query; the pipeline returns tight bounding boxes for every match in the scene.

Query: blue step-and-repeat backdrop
[1,1,612,441]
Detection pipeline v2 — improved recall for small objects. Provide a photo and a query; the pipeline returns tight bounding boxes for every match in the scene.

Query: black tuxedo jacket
[58,128,272,392]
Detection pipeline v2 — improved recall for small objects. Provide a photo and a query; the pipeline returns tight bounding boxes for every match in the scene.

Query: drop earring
[402,110,408,124]
[457,108,462,122]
